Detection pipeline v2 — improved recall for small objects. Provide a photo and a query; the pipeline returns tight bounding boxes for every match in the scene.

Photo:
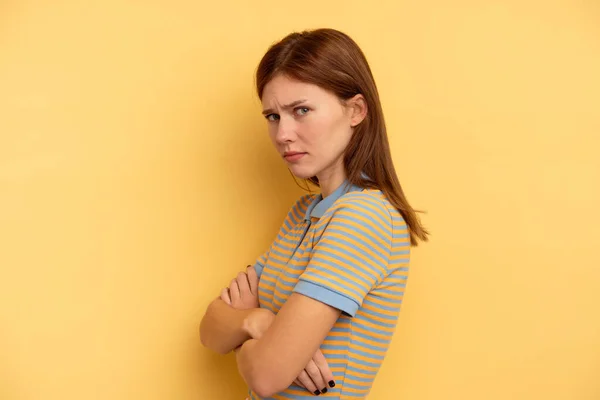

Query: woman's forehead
[262,76,332,106]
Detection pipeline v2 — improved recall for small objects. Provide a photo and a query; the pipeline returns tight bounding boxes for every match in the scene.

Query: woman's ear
[348,94,368,127]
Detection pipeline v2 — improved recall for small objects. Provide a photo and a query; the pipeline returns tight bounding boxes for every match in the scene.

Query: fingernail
[313,390,321,395]
[321,387,328,394]
[328,380,335,388]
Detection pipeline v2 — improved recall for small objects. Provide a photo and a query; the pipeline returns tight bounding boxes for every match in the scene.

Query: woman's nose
[275,119,296,143]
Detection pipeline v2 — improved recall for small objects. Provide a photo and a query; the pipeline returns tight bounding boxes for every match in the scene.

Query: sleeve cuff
[294,279,359,317]
[253,262,264,279]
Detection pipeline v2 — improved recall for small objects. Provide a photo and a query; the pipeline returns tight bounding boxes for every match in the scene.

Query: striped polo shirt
[250,180,411,399]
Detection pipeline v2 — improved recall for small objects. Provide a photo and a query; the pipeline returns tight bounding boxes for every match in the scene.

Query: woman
[200,28,428,399]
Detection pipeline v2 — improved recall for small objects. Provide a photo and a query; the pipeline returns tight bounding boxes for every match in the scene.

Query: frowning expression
[261,74,356,182]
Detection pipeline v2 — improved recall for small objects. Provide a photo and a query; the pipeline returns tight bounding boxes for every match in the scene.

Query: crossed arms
[199,266,339,397]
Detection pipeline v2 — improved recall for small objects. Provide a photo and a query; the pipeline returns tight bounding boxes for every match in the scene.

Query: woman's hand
[293,348,335,395]
[221,265,259,310]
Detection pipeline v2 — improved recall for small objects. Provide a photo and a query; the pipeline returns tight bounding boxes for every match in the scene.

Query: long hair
[256,28,429,246]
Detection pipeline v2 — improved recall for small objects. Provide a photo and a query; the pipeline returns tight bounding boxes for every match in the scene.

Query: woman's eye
[295,107,310,116]
[265,114,280,122]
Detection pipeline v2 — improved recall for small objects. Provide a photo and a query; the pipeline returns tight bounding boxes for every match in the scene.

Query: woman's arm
[199,266,260,354]
[219,270,335,395]
[235,293,341,397]
[199,298,255,354]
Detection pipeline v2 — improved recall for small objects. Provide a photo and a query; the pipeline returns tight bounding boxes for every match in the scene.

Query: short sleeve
[293,194,392,317]
[253,250,268,278]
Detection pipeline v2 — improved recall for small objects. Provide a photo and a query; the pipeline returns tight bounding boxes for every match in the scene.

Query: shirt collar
[304,180,364,221]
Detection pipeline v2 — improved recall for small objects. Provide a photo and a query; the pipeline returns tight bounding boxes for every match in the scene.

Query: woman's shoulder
[334,188,389,213]
[332,189,406,226]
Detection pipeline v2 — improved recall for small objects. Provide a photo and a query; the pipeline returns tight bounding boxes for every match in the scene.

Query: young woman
[200,28,428,399]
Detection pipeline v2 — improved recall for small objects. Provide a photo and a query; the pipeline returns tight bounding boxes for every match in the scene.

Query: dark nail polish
[313,389,321,395]
[321,387,328,394]
[328,380,336,388]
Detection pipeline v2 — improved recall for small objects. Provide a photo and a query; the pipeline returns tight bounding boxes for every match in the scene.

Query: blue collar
[304,180,363,221]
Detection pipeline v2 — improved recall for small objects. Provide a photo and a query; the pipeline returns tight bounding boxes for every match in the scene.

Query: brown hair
[256,28,429,246]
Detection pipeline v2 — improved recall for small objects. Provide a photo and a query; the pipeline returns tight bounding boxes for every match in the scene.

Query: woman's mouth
[283,152,307,162]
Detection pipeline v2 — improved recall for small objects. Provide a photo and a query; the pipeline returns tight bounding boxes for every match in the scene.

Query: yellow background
[1,1,599,399]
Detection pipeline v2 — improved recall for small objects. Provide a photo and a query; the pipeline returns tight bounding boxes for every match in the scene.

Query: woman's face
[261,74,364,186]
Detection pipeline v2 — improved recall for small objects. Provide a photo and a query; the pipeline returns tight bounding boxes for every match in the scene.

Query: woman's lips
[284,152,307,162]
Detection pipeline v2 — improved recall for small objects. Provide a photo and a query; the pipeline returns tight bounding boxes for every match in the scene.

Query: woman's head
[260,74,367,186]
[256,28,428,245]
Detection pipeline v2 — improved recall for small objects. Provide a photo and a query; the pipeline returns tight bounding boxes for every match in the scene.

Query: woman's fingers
[246,265,259,295]
[236,271,251,297]
[296,369,318,394]
[220,287,231,305]
[293,350,334,395]
[312,349,335,389]
[221,265,260,310]
[305,359,327,393]
[229,279,241,304]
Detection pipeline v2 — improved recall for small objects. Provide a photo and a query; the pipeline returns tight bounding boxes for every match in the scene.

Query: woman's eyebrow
[262,99,308,115]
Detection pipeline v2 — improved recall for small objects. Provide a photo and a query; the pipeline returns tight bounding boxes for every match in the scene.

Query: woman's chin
[288,166,315,180]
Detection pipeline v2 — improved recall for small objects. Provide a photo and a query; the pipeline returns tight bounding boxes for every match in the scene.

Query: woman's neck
[317,164,347,198]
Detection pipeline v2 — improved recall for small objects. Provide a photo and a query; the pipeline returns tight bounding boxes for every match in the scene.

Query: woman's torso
[251,187,411,399]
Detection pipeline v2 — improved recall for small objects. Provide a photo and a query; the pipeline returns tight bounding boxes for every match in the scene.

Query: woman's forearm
[236,338,287,398]
[199,298,255,354]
